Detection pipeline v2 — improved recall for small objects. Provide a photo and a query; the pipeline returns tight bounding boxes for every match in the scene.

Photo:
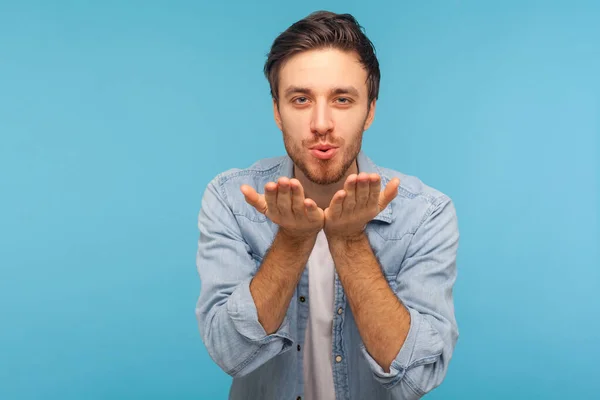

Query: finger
[378,178,400,211]
[342,174,357,213]
[241,185,267,214]
[276,177,292,215]
[290,179,306,218]
[304,198,323,223]
[355,172,370,207]
[367,174,381,208]
[264,182,279,217]
[329,190,346,218]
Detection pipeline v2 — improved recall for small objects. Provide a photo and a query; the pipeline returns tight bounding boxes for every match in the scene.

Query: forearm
[250,229,317,334]
[328,233,410,372]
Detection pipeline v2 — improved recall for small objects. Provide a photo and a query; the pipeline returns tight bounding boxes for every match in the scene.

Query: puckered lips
[309,144,339,160]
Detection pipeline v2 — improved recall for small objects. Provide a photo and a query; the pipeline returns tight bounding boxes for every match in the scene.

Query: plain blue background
[1,1,598,399]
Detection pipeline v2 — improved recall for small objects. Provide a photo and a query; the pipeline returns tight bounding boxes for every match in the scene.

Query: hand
[241,177,324,240]
[323,173,400,240]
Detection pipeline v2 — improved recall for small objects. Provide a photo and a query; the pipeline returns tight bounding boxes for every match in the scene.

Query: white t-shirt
[302,229,336,400]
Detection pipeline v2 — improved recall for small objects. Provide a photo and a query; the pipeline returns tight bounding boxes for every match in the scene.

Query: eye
[336,97,351,104]
[293,97,309,104]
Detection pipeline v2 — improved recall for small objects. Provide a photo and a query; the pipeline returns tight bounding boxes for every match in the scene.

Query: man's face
[273,48,376,185]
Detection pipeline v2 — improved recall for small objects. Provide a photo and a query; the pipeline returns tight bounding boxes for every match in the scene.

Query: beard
[282,122,365,185]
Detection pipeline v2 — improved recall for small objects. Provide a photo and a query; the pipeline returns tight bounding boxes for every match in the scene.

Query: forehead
[278,48,368,95]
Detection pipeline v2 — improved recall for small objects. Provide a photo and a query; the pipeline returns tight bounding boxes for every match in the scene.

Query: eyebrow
[283,85,360,98]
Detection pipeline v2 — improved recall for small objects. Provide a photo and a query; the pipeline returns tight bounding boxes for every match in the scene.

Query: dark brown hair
[264,11,380,105]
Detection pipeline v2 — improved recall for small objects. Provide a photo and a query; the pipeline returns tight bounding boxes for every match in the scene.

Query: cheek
[333,112,367,132]
[281,107,310,125]
[281,111,311,135]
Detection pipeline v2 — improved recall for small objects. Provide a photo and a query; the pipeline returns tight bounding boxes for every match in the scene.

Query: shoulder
[375,163,456,235]
[379,165,451,207]
[211,156,285,189]
[203,156,289,221]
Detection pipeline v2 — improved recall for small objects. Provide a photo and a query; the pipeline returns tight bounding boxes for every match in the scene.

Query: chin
[305,163,346,185]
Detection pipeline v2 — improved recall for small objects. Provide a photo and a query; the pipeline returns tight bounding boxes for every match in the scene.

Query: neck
[294,160,358,210]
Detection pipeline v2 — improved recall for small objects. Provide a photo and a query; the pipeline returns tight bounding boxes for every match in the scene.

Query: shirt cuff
[360,307,444,388]
[227,278,294,345]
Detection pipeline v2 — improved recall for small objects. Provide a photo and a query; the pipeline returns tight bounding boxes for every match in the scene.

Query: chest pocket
[366,224,412,277]
[237,215,276,270]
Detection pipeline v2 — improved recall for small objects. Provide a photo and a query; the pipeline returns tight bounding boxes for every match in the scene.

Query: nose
[309,101,334,136]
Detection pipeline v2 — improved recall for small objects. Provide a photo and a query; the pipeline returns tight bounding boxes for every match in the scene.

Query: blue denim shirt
[195,151,459,400]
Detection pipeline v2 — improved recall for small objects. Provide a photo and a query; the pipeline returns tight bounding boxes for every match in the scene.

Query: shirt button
[297,344,301,351]
[335,355,342,363]
[299,296,306,303]
[337,307,343,315]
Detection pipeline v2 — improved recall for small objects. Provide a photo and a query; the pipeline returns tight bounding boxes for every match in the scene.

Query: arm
[196,176,322,377]
[195,180,293,377]
[332,197,459,397]
[324,173,459,397]
[243,176,323,334]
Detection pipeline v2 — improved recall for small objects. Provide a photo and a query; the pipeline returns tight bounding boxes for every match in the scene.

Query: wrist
[326,230,367,247]
[277,228,319,247]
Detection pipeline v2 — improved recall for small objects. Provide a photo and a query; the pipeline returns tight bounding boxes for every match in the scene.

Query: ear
[363,100,376,130]
[273,98,283,131]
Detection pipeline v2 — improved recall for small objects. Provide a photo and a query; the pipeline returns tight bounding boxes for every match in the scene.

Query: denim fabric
[195,151,460,400]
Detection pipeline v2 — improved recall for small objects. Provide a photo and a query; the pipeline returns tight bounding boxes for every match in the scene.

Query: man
[195,10,459,400]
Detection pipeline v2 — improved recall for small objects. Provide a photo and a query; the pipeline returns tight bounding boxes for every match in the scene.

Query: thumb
[241,185,268,214]
[378,178,400,211]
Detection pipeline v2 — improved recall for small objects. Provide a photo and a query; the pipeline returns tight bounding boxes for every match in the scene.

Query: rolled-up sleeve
[195,178,294,377]
[361,196,459,397]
